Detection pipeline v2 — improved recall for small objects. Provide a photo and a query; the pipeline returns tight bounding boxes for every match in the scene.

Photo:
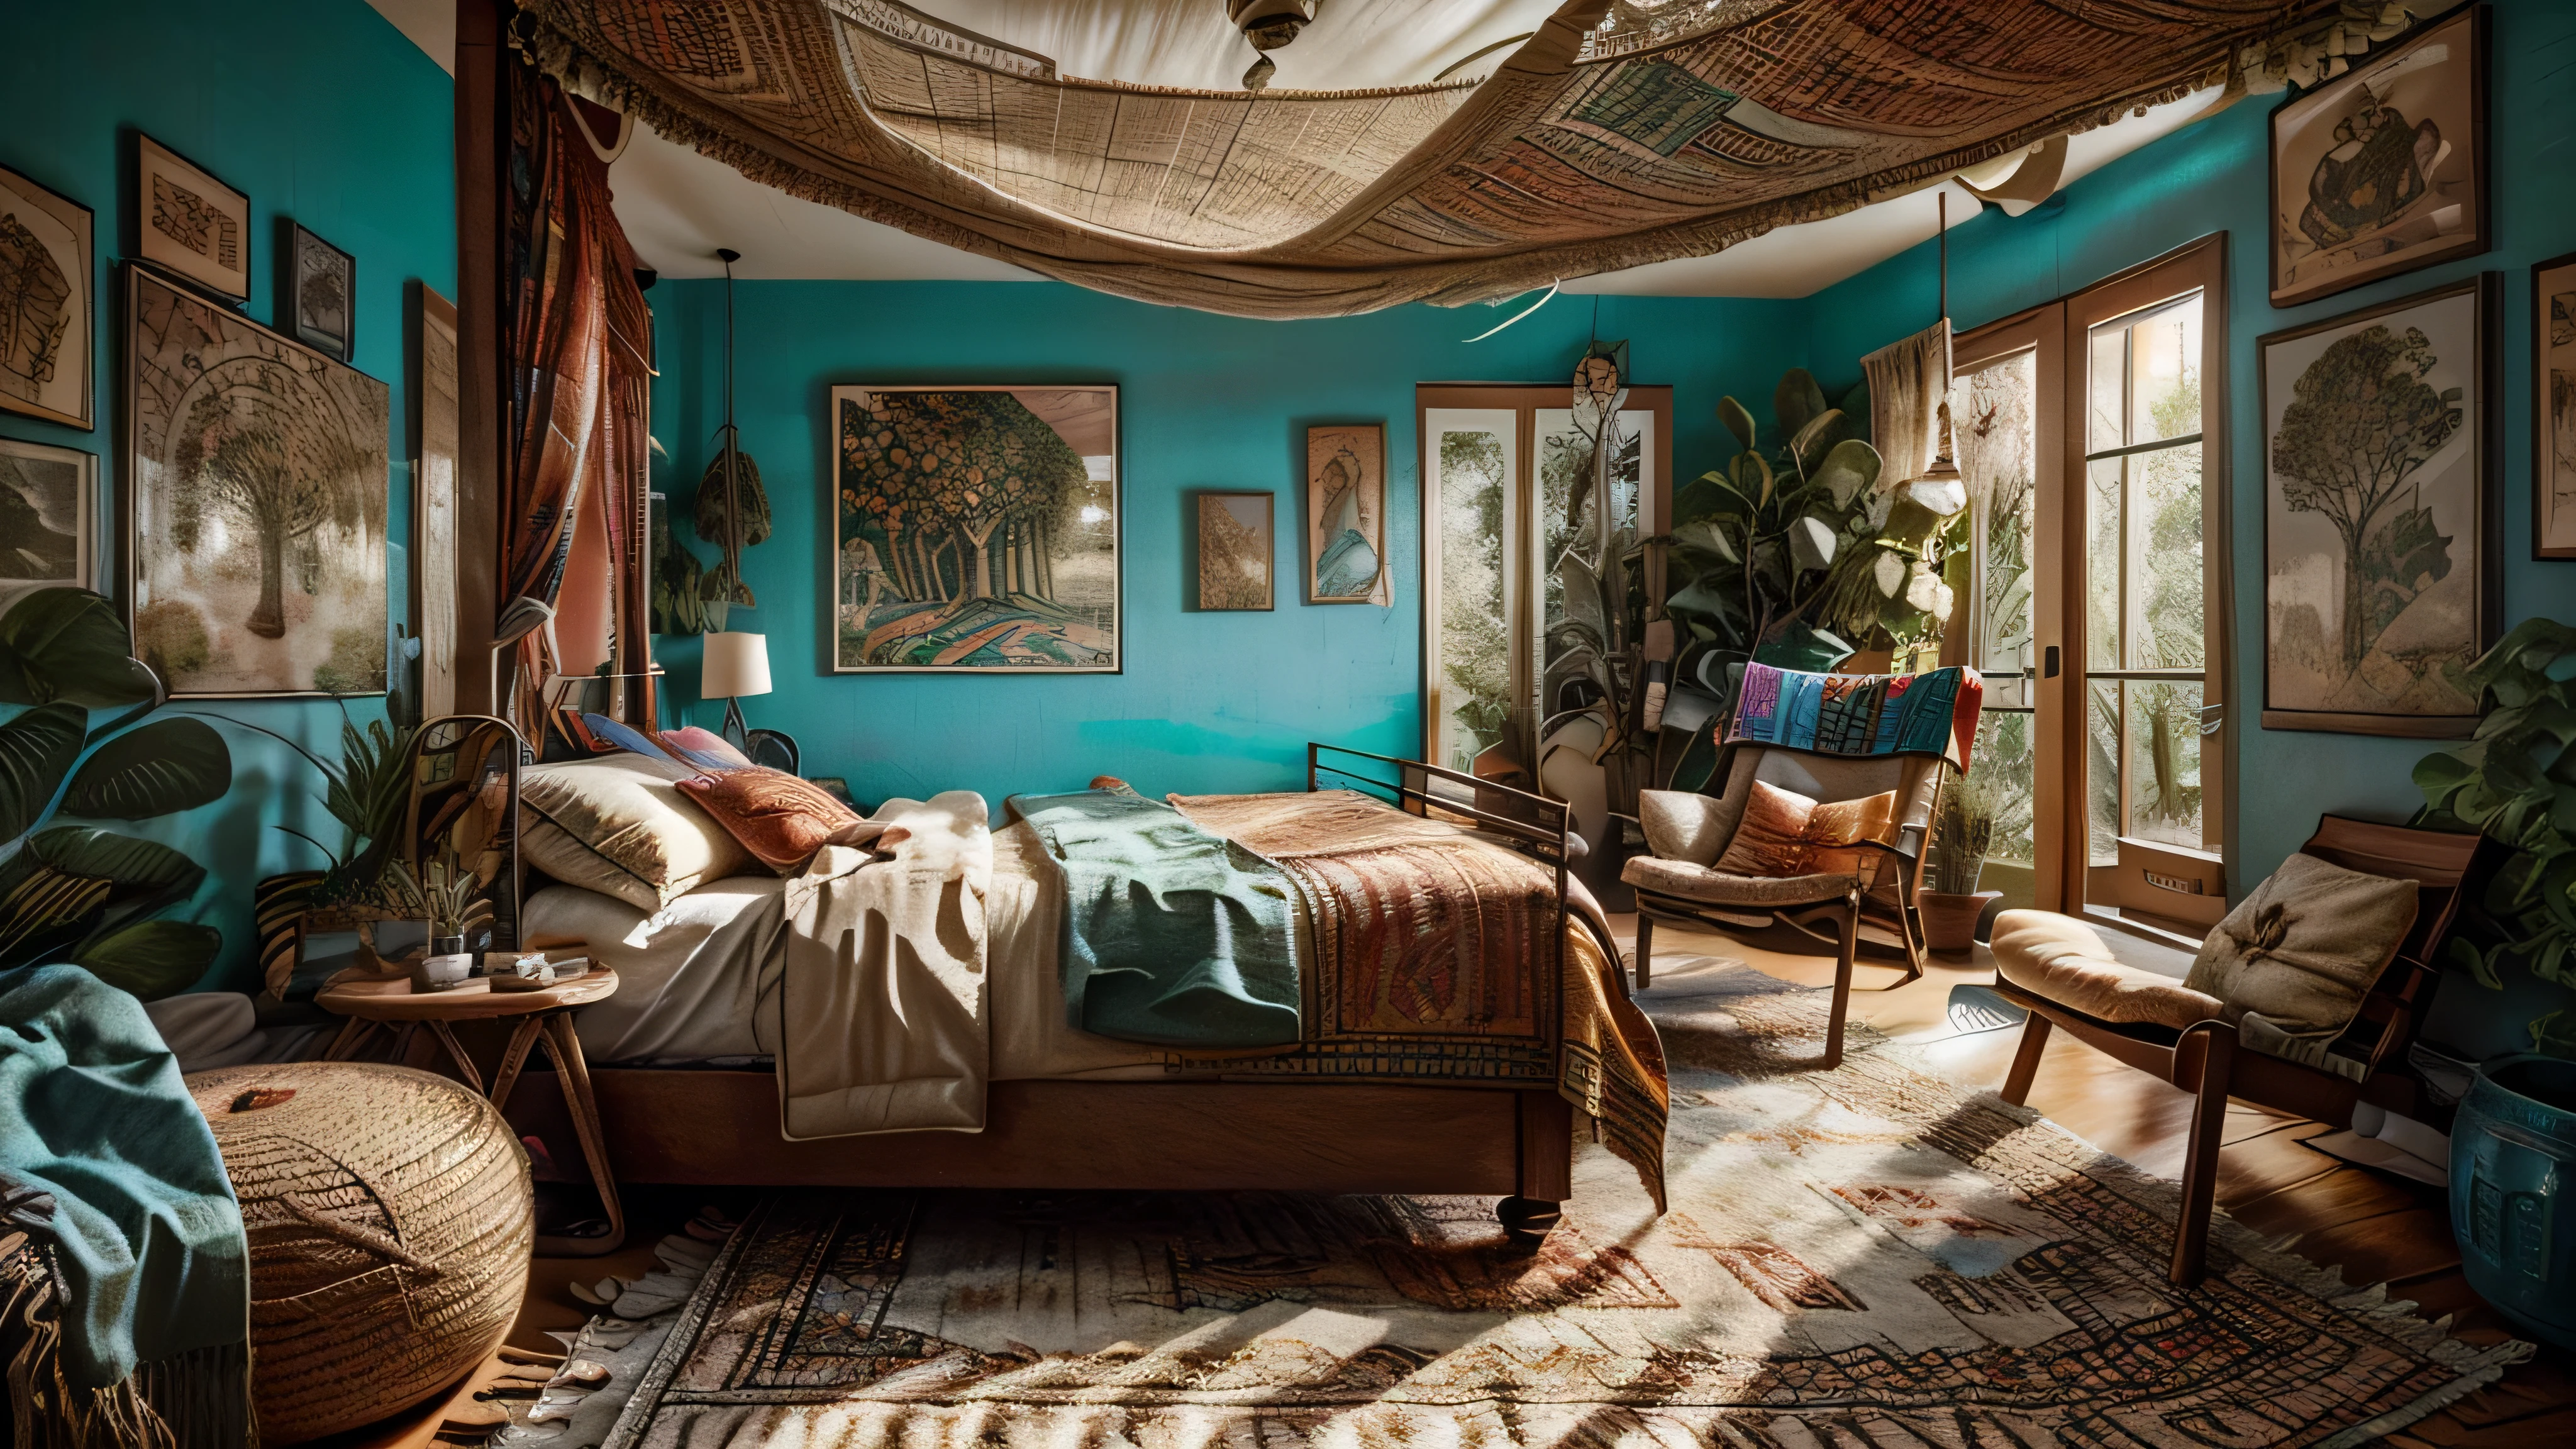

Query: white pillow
[519,753,753,911]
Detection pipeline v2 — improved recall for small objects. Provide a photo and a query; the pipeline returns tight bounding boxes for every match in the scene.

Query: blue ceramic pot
[2452,1053,2576,1349]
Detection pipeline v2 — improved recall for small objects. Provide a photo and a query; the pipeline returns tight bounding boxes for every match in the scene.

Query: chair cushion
[1712,780,1897,879]
[1990,909,2223,1030]
[1623,854,1860,908]
[2183,852,2418,1035]
[1638,789,1729,867]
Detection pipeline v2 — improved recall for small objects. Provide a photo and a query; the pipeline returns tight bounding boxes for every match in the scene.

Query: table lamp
[700,631,772,752]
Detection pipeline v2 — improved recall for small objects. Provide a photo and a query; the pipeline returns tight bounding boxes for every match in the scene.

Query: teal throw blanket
[1009,789,1302,1047]
[0,965,247,1388]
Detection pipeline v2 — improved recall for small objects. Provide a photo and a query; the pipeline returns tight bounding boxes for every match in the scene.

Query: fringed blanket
[1730,663,1984,768]
[1170,791,1668,1208]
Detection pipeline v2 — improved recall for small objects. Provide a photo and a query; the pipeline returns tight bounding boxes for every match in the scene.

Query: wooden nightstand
[316,965,625,1256]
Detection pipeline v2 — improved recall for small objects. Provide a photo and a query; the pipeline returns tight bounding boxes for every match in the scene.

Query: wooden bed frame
[486,743,1585,1245]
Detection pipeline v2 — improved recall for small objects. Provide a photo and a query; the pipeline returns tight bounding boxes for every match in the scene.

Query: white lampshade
[701,631,772,699]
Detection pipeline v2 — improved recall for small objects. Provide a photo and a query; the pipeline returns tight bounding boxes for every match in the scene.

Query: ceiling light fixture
[1228,0,1318,90]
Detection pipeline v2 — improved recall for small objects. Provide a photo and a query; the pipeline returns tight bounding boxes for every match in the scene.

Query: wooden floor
[333,916,2574,1447]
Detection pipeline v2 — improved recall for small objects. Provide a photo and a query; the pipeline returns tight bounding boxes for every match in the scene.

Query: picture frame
[136,134,250,302]
[0,163,95,430]
[290,223,355,360]
[2267,4,2487,309]
[2533,250,2576,559]
[124,264,389,698]
[2258,272,2499,736]
[1195,491,1274,610]
[0,437,96,605]
[828,384,1119,672]
[414,284,460,714]
[1305,422,1389,605]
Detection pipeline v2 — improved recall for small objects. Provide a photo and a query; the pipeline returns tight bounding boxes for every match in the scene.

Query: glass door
[1947,345,2041,908]
[1422,406,1519,774]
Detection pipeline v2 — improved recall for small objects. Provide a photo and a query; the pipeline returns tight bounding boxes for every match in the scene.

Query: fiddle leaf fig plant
[0,587,231,998]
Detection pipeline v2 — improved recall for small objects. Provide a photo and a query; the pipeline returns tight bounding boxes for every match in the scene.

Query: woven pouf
[188,1062,533,1444]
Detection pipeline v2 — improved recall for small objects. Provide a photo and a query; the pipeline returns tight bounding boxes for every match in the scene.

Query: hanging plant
[692,248,769,617]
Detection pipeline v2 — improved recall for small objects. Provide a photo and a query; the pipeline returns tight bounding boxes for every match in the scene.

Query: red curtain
[499,67,653,731]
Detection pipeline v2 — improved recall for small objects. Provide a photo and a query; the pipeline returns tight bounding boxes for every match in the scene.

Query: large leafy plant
[211,699,416,909]
[0,587,232,998]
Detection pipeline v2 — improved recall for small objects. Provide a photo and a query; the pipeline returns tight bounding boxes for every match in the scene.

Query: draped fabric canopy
[524,0,2400,317]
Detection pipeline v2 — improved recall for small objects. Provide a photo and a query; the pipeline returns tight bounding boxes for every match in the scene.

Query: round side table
[316,967,624,1256]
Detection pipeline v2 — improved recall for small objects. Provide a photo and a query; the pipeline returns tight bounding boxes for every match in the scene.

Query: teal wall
[1801,0,2576,1056]
[648,282,1804,806]
[0,0,454,993]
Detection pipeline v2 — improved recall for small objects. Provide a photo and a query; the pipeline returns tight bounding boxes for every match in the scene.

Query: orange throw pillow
[675,767,870,874]
[1713,780,1899,879]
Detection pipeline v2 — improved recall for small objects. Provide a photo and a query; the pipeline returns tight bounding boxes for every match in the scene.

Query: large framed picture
[0,437,95,605]
[2534,250,2576,559]
[1305,423,1389,605]
[0,164,94,429]
[290,223,355,360]
[830,384,1119,672]
[2268,4,2487,308]
[2259,273,2498,736]
[125,264,389,697]
[136,134,250,303]
[1196,491,1274,610]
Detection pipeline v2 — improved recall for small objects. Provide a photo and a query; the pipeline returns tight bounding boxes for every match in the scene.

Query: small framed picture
[1305,423,1388,605]
[0,437,95,602]
[0,164,95,430]
[136,135,250,302]
[291,223,355,360]
[2268,5,2488,308]
[2534,250,2576,559]
[1196,491,1274,610]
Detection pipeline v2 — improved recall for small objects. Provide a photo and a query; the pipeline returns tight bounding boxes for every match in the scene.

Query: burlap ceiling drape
[516,0,2412,319]
[500,67,655,730]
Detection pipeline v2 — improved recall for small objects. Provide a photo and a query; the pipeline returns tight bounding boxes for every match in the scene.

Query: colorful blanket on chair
[1729,663,1984,769]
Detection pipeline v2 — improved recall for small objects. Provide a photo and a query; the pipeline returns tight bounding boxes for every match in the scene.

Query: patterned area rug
[602,963,2524,1448]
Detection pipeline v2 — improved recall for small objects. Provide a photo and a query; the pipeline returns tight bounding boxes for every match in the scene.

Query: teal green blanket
[1009,789,1302,1047]
[0,965,246,1388]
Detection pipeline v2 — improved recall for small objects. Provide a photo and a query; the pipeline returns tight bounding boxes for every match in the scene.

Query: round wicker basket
[189,1062,533,1444]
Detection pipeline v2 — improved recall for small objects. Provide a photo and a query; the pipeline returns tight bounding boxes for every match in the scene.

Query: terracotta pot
[1916,889,2003,953]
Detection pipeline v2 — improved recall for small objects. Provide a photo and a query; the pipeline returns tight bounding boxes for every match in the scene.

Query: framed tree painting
[125,265,389,697]
[0,438,94,605]
[0,164,94,429]
[136,135,250,302]
[1306,423,1389,605]
[2259,273,2498,736]
[291,223,355,360]
[830,384,1119,672]
[2534,250,2576,559]
[2268,4,2487,308]
[1196,491,1273,610]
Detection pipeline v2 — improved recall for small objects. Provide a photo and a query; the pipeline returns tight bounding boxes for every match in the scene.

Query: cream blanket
[775,792,994,1139]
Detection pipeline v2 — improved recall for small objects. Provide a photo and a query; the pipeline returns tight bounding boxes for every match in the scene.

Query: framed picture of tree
[2258,272,2498,736]
[1195,491,1273,610]
[0,163,94,430]
[829,384,1118,672]
[124,264,389,697]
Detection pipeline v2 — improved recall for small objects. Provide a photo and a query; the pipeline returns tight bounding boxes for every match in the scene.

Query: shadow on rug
[600,962,2526,1448]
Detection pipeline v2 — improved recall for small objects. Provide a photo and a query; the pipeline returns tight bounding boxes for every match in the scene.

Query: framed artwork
[414,285,460,714]
[125,265,389,697]
[136,135,250,302]
[0,164,94,429]
[291,223,355,360]
[829,384,1119,672]
[2533,251,2576,559]
[0,438,95,604]
[1305,423,1388,605]
[1196,491,1274,610]
[2259,273,2498,736]
[2268,4,2487,308]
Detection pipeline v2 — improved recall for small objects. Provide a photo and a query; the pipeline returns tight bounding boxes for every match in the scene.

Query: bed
[483,744,1667,1234]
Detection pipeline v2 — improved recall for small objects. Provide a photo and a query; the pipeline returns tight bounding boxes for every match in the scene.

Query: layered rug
[600,963,2524,1448]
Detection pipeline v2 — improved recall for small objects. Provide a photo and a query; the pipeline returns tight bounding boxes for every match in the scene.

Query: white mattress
[523,821,1173,1079]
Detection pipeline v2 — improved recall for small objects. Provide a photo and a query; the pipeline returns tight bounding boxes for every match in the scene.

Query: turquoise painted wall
[0,0,454,993]
[1801,0,2576,1056]
[647,282,1804,808]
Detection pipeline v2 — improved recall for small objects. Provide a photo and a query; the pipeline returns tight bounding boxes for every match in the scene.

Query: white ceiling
[361,0,2229,301]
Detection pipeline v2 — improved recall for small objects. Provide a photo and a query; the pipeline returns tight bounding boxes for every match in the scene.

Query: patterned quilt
[1729,663,1984,769]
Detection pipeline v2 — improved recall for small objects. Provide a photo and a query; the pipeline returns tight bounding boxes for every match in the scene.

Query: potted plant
[1917,769,2002,952]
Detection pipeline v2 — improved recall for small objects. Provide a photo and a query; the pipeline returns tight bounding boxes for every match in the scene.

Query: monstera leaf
[0,701,84,841]
[8,825,206,919]
[63,718,230,819]
[0,589,160,708]
[71,919,219,1001]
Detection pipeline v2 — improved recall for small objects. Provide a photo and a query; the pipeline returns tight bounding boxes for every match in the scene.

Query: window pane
[2086,457,2124,672]
[1952,351,2036,707]
[2134,440,2205,670]
[2087,679,2122,867]
[1534,408,1643,725]
[1972,709,2036,866]
[2125,679,2206,850]
[2125,297,2202,448]
[1428,414,1514,772]
[2088,325,2126,455]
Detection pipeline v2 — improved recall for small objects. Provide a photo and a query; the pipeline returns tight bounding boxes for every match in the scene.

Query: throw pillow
[2182,852,2420,1035]
[520,754,755,911]
[1712,780,1898,879]
[658,726,755,772]
[677,767,873,874]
